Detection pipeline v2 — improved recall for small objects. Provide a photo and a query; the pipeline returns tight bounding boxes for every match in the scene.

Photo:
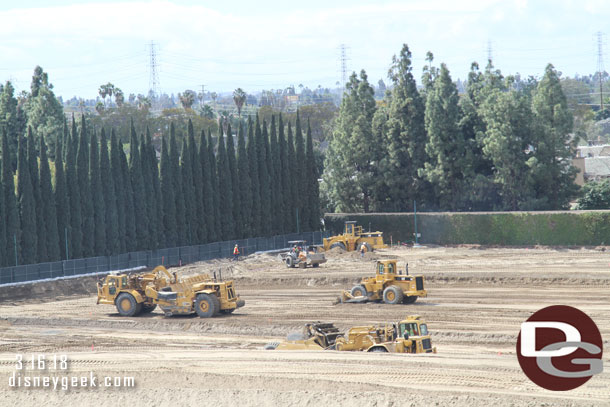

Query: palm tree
[233,88,247,118]
[179,90,196,110]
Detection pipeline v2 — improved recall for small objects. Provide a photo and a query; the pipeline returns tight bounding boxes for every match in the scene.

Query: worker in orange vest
[233,244,240,261]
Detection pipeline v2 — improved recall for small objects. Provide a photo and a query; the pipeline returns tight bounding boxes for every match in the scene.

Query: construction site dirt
[1,246,609,406]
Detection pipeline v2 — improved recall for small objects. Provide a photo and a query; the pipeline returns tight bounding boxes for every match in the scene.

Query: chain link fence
[0,231,329,285]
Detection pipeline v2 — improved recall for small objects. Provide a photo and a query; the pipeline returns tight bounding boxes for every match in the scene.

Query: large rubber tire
[286,257,295,268]
[350,285,368,297]
[195,294,217,318]
[330,242,346,251]
[115,293,141,317]
[383,285,404,305]
[364,242,373,253]
[368,347,389,352]
[211,295,221,316]
[312,263,319,268]
[141,304,157,314]
[402,296,418,304]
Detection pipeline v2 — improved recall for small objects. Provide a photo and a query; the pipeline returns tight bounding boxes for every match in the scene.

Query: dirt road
[0,246,609,406]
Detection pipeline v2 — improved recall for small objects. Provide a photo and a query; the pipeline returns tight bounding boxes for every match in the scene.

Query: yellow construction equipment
[280,240,327,268]
[266,316,436,354]
[339,259,427,304]
[322,221,387,252]
[97,265,245,317]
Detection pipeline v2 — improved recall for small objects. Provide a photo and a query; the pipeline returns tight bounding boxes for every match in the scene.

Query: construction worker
[360,243,367,258]
[233,244,240,261]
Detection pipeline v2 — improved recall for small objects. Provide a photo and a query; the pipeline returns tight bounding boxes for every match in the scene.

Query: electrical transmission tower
[339,44,350,89]
[597,32,605,111]
[487,39,493,63]
[149,41,159,109]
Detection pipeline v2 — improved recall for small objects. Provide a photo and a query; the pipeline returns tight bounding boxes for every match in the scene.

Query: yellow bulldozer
[322,221,387,252]
[97,265,245,318]
[339,259,427,304]
[266,316,436,354]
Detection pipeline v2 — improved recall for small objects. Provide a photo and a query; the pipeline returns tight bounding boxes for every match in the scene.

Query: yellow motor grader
[322,221,387,252]
[97,265,245,318]
[266,316,436,354]
[339,259,427,305]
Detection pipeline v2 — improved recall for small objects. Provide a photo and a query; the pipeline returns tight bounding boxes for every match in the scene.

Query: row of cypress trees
[0,111,320,267]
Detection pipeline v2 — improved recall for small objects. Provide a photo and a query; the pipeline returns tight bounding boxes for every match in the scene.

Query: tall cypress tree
[385,44,428,210]
[66,116,81,258]
[3,131,19,266]
[129,125,147,250]
[530,64,579,209]
[17,133,36,264]
[27,127,46,261]
[305,119,320,231]
[260,120,272,236]
[236,122,251,238]
[160,137,177,247]
[247,117,260,236]
[77,116,94,257]
[110,130,126,252]
[39,135,60,261]
[0,165,5,266]
[269,115,281,235]
[54,131,69,260]
[142,129,157,249]
[278,114,290,233]
[89,129,106,255]
[199,130,214,243]
[100,128,119,255]
[207,132,221,240]
[216,129,234,240]
[181,137,195,244]
[286,122,297,232]
[119,140,136,251]
[189,122,204,243]
[294,112,306,231]
[423,63,467,211]
[226,123,240,239]
[169,123,186,246]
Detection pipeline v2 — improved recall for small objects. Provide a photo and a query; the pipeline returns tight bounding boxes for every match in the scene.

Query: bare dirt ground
[0,245,609,406]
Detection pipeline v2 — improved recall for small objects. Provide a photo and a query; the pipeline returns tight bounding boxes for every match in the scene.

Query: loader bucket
[339,290,369,304]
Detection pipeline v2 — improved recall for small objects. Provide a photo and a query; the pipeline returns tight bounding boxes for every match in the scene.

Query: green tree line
[323,44,579,212]
[0,85,320,266]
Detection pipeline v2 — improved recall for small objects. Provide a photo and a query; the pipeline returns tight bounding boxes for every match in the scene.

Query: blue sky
[0,0,608,99]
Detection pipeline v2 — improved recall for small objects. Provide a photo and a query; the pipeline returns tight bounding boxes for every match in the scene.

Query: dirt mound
[0,275,101,303]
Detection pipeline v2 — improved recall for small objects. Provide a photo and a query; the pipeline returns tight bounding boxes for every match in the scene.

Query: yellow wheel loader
[266,316,436,354]
[97,265,245,318]
[322,221,387,252]
[339,259,427,305]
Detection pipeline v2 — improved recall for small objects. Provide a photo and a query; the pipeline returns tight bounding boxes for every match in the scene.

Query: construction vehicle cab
[322,221,387,252]
[340,259,427,305]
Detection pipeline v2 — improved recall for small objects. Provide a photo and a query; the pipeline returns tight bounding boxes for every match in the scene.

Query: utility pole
[597,32,605,111]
